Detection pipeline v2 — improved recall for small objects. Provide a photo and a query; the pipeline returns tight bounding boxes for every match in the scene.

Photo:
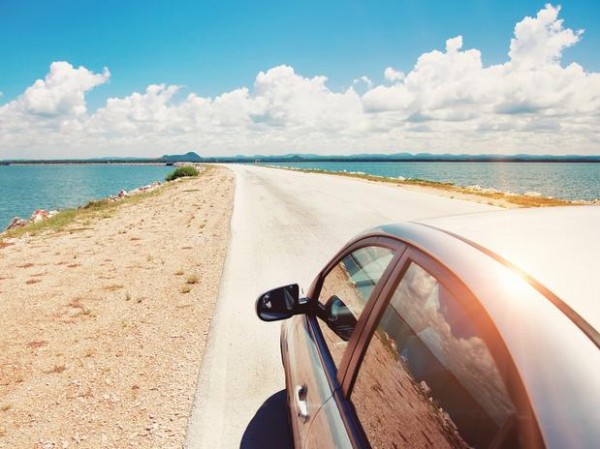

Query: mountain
[160,151,202,162]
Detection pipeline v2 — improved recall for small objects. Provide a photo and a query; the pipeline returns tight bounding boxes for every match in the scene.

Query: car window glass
[352,262,521,449]
[318,245,395,368]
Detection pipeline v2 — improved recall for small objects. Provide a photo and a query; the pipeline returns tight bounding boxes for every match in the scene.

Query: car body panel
[284,236,405,447]
[282,314,339,448]
[304,387,353,448]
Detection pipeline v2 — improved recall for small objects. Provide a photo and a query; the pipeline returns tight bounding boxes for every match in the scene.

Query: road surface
[185,164,496,448]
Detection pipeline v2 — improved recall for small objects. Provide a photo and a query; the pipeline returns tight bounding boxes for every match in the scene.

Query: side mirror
[256,284,306,321]
[323,295,357,342]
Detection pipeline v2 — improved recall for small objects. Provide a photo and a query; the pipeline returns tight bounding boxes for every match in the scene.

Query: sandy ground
[0,166,234,449]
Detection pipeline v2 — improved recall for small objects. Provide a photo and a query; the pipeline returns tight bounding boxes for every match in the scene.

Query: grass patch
[3,209,79,239]
[166,166,199,181]
[186,274,199,284]
[180,285,192,294]
[83,199,111,210]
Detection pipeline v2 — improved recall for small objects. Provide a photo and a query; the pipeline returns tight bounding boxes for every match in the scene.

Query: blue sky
[0,1,599,157]
[2,0,598,104]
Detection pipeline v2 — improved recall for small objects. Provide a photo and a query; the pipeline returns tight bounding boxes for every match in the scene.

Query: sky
[0,1,599,159]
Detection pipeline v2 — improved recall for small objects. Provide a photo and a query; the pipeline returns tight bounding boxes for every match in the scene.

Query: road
[185,164,495,448]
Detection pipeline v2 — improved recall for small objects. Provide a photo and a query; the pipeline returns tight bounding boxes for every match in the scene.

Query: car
[255,206,600,449]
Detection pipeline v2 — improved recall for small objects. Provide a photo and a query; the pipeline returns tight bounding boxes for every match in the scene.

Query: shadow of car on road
[240,389,294,449]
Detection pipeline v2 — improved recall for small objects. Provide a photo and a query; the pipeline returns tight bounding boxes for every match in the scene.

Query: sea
[1,161,599,230]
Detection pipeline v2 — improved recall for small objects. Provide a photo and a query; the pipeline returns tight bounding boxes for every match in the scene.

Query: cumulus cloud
[20,61,109,116]
[90,84,181,134]
[384,67,405,82]
[509,4,583,69]
[0,4,598,158]
[353,75,374,90]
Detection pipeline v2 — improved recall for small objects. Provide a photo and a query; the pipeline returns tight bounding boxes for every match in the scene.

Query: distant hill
[160,151,202,162]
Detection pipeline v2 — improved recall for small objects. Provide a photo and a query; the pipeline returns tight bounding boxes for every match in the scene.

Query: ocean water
[0,164,172,229]
[270,161,600,203]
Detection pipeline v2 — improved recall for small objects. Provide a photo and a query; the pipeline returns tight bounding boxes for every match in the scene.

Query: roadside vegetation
[165,165,199,181]
[276,166,576,208]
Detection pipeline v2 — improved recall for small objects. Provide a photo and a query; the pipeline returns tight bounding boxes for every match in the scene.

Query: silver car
[256,206,600,448]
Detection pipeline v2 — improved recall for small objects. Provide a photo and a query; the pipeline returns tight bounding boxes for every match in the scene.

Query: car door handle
[295,384,310,422]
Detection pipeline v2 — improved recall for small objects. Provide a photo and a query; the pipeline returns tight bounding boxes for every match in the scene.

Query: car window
[317,245,395,369]
[351,262,522,449]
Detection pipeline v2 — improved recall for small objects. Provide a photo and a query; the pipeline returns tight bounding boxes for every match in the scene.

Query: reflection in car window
[318,246,395,368]
[352,262,521,449]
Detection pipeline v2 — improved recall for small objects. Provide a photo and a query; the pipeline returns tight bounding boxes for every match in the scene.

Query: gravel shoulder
[0,166,234,449]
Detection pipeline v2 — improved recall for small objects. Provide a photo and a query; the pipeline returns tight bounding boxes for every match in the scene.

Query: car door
[332,247,541,449]
[283,236,404,448]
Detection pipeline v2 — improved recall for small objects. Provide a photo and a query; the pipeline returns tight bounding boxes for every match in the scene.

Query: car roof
[415,206,599,336]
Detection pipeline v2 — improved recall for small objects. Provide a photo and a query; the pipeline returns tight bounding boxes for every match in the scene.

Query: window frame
[341,244,543,449]
[306,234,407,391]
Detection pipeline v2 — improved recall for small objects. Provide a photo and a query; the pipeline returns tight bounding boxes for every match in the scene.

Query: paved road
[185,164,495,448]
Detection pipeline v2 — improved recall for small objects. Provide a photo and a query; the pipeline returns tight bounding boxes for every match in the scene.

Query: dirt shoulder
[0,166,234,449]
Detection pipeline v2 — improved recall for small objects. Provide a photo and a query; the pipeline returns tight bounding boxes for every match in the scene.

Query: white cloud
[509,4,583,69]
[90,84,181,134]
[0,4,598,158]
[384,67,405,82]
[21,61,109,116]
[353,75,374,90]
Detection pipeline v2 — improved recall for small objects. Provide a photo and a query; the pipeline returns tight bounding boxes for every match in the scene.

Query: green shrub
[165,166,199,181]
[83,199,110,209]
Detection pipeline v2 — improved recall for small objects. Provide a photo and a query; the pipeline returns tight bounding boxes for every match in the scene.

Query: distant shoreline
[1,155,600,165]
